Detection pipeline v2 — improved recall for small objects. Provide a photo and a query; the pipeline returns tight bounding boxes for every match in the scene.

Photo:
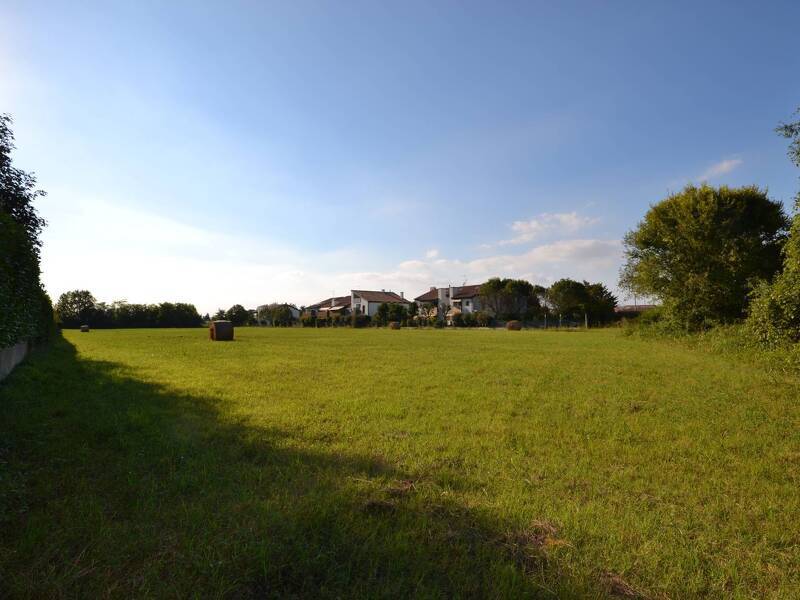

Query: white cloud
[697,158,742,181]
[39,194,625,313]
[492,211,598,246]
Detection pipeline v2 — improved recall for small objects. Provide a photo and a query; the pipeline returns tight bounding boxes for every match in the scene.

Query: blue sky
[2,1,799,313]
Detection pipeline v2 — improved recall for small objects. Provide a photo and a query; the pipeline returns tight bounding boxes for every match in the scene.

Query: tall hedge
[0,115,53,348]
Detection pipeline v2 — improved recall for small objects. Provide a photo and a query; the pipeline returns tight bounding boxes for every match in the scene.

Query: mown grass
[1,327,799,598]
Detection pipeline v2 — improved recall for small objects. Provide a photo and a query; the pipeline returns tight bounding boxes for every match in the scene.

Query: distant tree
[225,304,250,326]
[202,313,211,322]
[408,301,418,318]
[583,281,618,324]
[621,184,788,329]
[213,308,226,320]
[479,278,540,320]
[375,302,390,326]
[56,290,97,327]
[479,278,506,316]
[270,304,295,327]
[387,303,408,324]
[547,279,587,321]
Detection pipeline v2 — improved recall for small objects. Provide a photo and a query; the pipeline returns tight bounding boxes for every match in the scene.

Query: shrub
[621,184,789,329]
[451,313,464,327]
[463,312,477,327]
[475,311,492,327]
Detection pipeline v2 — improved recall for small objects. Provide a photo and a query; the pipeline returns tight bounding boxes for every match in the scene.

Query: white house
[351,290,411,317]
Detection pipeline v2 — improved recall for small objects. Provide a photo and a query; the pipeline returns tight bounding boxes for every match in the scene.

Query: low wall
[0,341,29,381]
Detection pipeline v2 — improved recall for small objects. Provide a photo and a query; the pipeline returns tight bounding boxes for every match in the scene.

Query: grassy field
[1,328,799,598]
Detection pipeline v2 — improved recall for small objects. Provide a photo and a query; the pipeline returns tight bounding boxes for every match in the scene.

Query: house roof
[414,284,484,302]
[307,295,352,311]
[414,288,439,302]
[451,284,482,299]
[352,290,409,304]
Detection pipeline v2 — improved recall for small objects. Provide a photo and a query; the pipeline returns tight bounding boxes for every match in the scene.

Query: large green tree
[747,108,800,345]
[55,290,97,327]
[225,304,251,326]
[620,184,788,329]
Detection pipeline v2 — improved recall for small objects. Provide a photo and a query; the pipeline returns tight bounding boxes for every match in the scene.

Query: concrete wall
[0,341,29,381]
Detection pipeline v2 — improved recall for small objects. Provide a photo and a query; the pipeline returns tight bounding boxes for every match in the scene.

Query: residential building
[414,284,485,315]
[351,290,410,317]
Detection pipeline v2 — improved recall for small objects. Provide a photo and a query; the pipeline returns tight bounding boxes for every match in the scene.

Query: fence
[0,341,29,381]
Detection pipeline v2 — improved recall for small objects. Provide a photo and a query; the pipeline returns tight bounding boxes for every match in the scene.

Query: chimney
[400,291,404,299]
[330,297,335,308]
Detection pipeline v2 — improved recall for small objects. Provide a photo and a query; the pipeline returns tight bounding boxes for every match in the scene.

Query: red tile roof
[414,284,484,302]
[307,295,352,310]
[451,284,482,299]
[414,288,439,302]
[352,290,409,304]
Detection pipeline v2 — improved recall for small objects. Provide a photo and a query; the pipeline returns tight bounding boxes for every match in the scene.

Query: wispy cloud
[39,194,624,313]
[696,158,742,181]
[487,211,598,247]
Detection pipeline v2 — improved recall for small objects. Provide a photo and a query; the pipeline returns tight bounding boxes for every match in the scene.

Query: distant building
[414,284,485,315]
[307,290,410,318]
[614,304,659,317]
[351,290,410,317]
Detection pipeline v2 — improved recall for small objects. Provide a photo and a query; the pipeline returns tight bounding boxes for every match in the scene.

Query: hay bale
[210,320,234,341]
[506,320,522,331]
[388,321,401,330]
[80,324,90,332]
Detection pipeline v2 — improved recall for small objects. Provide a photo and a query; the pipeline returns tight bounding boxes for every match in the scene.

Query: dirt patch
[600,571,648,598]
[386,479,416,497]
[502,520,568,571]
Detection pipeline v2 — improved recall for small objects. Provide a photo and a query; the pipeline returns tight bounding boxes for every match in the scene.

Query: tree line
[56,290,203,328]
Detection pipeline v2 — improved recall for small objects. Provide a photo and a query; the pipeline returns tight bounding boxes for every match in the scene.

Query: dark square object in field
[506,320,522,331]
[80,325,90,332]
[210,320,234,341]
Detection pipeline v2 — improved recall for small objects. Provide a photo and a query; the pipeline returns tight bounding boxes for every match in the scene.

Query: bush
[451,313,464,327]
[474,311,492,327]
[462,312,477,327]
[351,313,371,328]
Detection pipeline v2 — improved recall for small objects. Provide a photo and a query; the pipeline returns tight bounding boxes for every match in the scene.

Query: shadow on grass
[0,337,600,598]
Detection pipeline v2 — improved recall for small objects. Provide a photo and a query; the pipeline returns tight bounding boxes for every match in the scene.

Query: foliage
[55,290,97,326]
[387,303,408,325]
[748,108,800,346]
[258,303,296,327]
[55,291,202,328]
[474,311,492,327]
[621,184,788,330]
[0,115,53,347]
[375,302,390,326]
[547,279,617,324]
[225,304,251,326]
[479,278,542,320]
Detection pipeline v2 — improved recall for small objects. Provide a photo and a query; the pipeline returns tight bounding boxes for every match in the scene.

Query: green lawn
[1,328,799,598]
